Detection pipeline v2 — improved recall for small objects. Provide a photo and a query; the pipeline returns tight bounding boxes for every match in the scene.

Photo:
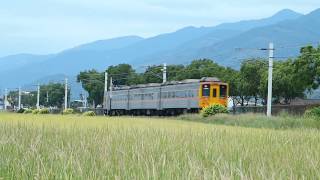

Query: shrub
[83,111,96,117]
[32,109,40,114]
[63,108,74,115]
[39,108,50,114]
[17,109,25,113]
[201,104,228,117]
[305,106,320,119]
[23,109,33,114]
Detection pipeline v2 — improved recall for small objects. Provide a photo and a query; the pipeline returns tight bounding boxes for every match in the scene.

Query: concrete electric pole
[4,89,7,111]
[37,84,40,109]
[267,43,274,117]
[162,63,167,83]
[109,76,113,111]
[64,78,68,110]
[18,87,21,110]
[104,72,108,108]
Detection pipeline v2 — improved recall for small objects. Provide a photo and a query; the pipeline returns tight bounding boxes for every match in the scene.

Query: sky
[0,0,320,57]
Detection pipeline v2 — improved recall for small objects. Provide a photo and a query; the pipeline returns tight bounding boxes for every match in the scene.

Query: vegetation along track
[0,113,319,179]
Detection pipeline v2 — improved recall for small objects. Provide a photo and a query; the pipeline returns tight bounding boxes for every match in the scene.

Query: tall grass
[179,113,320,130]
[0,113,320,179]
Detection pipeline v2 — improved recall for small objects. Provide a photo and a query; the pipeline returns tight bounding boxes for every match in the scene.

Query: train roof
[112,77,223,90]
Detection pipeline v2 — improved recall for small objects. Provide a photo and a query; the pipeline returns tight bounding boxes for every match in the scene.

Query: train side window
[212,88,217,98]
[220,85,227,98]
[202,84,210,97]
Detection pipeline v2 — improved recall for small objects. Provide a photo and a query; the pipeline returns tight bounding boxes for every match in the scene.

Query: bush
[17,109,25,113]
[23,109,33,114]
[83,111,96,117]
[32,109,40,114]
[201,104,228,117]
[39,108,50,114]
[305,106,320,119]
[63,108,74,115]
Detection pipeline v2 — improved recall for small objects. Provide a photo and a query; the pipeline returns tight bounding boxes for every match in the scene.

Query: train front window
[220,85,227,98]
[202,84,210,97]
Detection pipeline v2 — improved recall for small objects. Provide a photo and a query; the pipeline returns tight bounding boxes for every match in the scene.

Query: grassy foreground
[179,113,320,130]
[0,113,320,179]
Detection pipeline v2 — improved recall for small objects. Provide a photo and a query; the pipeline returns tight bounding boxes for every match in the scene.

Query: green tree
[142,65,163,83]
[77,70,104,107]
[7,90,37,108]
[7,90,18,107]
[271,60,305,104]
[107,64,140,85]
[293,45,320,91]
[40,83,68,108]
[177,59,226,80]
[221,68,244,106]
[142,64,185,83]
[241,59,268,104]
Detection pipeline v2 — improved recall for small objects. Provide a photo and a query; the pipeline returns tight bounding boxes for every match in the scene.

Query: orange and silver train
[104,77,228,115]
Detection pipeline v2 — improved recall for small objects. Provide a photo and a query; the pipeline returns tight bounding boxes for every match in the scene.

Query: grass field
[0,113,320,179]
[179,113,320,130]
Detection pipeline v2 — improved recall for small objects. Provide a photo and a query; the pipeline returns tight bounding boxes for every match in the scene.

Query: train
[104,77,229,115]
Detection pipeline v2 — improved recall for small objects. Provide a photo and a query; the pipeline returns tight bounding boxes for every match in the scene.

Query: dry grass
[0,113,320,179]
[179,113,320,130]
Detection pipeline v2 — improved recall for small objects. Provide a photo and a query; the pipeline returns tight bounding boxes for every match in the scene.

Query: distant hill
[214,9,302,31]
[70,36,144,52]
[132,9,320,68]
[0,8,313,91]
[197,8,320,67]
[0,54,52,72]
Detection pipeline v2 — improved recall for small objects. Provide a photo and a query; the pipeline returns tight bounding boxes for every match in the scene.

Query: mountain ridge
[0,8,316,89]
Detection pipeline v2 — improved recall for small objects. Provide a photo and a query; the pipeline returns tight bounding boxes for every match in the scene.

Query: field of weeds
[0,113,319,179]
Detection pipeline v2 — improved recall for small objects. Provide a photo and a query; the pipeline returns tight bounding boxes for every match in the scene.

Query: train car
[104,77,228,115]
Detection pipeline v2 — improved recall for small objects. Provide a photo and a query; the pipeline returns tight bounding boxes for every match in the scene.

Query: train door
[211,84,219,105]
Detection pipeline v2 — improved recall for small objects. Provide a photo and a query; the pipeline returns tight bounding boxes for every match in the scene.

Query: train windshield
[202,84,210,97]
[220,85,227,98]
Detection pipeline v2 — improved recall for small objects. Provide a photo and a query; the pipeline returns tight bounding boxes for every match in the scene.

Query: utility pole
[18,87,21,110]
[162,63,167,83]
[64,78,68,110]
[104,72,108,108]
[4,88,7,111]
[267,43,274,117]
[37,84,40,109]
[83,93,87,108]
[109,76,113,111]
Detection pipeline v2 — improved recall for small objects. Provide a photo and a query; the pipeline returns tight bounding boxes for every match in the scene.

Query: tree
[240,59,268,105]
[142,65,163,83]
[77,70,104,107]
[270,60,305,104]
[293,45,320,91]
[40,83,68,108]
[222,68,242,106]
[7,90,18,107]
[167,65,185,81]
[142,64,185,83]
[21,91,37,108]
[7,90,37,108]
[107,64,140,86]
[177,59,226,80]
